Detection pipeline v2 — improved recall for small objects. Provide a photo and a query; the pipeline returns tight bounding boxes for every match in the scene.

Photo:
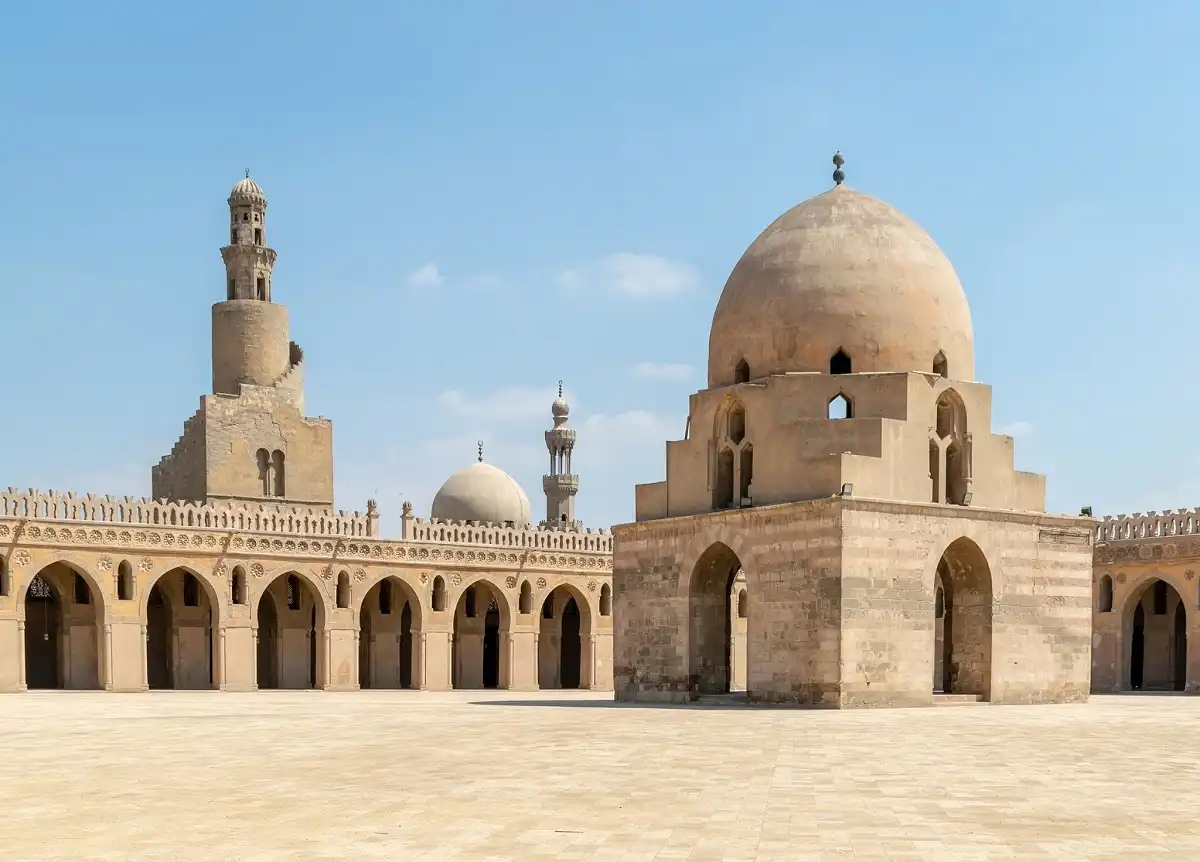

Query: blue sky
[1,2,1198,533]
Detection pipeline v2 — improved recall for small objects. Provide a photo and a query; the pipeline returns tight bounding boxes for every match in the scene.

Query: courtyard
[0,692,1197,861]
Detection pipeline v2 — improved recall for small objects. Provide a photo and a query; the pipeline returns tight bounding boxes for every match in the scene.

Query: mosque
[0,175,613,693]
[0,156,1177,705]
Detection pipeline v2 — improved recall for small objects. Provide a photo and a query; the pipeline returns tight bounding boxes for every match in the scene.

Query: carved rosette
[505,575,517,589]
[12,550,30,568]
[536,577,547,589]
[450,573,462,587]
[250,563,265,578]
[97,556,113,573]
[138,556,153,572]
[353,568,366,583]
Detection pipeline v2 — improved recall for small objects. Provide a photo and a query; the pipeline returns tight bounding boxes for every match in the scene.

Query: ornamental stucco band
[0,175,612,696]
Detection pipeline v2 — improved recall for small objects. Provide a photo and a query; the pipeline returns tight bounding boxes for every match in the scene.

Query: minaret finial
[477,440,483,462]
[558,379,563,398]
[245,168,251,179]
[832,151,845,186]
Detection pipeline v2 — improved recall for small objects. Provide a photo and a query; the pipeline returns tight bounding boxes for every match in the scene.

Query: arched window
[286,574,301,611]
[227,275,236,299]
[830,349,851,375]
[117,561,133,601]
[739,445,753,502]
[734,359,750,383]
[714,447,735,509]
[935,390,969,505]
[929,438,941,503]
[254,227,262,245]
[828,393,852,420]
[737,589,747,618]
[271,450,286,498]
[464,587,477,618]
[1098,575,1113,613]
[256,276,265,300]
[600,583,612,616]
[933,351,948,377]
[336,571,349,609]
[73,574,90,605]
[0,556,8,597]
[379,580,393,615]
[432,576,446,612]
[542,596,554,619]
[183,572,199,607]
[728,403,746,445]
[232,566,247,605]
[257,448,271,496]
[519,580,532,614]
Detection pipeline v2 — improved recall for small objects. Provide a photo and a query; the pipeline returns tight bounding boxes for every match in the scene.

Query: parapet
[0,488,372,537]
[403,516,613,553]
[1095,509,1200,542]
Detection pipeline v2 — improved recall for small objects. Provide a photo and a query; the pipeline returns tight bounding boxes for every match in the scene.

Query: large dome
[707,183,974,387]
[431,462,532,527]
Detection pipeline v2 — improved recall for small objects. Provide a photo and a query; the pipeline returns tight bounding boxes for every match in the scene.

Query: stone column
[141,624,149,690]
[104,623,114,691]
[217,627,227,690]
[17,619,26,690]
[416,631,426,690]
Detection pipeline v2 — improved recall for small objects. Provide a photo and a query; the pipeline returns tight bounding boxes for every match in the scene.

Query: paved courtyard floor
[0,691,1198,861]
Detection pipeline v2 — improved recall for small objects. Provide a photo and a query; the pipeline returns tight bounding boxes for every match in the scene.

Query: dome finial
[832,151,845,186]
[477,440,484,463]
[245,168,251,179]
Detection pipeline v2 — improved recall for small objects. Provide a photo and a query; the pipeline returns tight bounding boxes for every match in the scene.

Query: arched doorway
[931,537,992,699]
[144,568,218,690]
[688,542,743,697]
[358,577,421,689]
[23,563,103,690]
[537,585,592,689]
[730,571,748,692]
[1126,578,1186,691]
[452,581,508,689]
[256,572,325,690]
[24,574,60,689]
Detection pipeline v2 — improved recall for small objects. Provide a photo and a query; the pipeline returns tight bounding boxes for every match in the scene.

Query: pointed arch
[830,348,851,375]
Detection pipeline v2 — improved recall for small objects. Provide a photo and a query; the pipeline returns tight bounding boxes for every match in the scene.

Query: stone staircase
[932,693,983,706]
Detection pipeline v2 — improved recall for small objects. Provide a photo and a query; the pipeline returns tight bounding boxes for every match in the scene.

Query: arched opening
[688,543,742,697]
[599,583,612,616]
[734,359,750,383]
[0,557,8,597]
[144,568,217,690]
[256,572,324,690]
[739,445,753,502]
[933,351,948,377]
[452,581,508,689]
[729,574,748,692]
[1126,578,1187,691]
[929,438,941,503]
[272,450,286,498]
[432,576,446,612]
[519,580,532,614]
[935,390,969,506]
[728,404,746,445]
[714,447,734,509]
[358,577,421,689]
[336,571,350,609]
[231,566,247,605]
[538,586,592,689]
[1098,575,1114,613]
[257,448,271,496]
[931,538,992,698]
[24,574,61,689]
[23,564,104,690]
[828,393,852,420]
[830,349,851,375]
[117,560,133,601]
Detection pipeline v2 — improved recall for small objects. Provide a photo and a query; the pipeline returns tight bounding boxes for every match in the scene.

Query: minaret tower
[212,172,292,397]
[543,381,579,528]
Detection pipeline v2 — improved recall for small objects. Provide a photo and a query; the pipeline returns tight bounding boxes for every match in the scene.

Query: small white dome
[431,462,532,527]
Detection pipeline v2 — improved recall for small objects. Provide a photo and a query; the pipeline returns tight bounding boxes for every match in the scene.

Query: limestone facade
[1090,510,1200,693]
[0,175,612,694]
[613,155,1094,708]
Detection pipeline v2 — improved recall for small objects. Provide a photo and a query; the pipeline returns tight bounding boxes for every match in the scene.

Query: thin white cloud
[580,410,682,455]
[436,386,560,424]
[558,253,697,299]
[632,361,694,382]
[406,262,444,290]
[997,421,1034,439]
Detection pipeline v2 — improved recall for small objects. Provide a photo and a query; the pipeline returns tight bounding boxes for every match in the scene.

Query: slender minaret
[212,172,291,397]
[543,381,579,527]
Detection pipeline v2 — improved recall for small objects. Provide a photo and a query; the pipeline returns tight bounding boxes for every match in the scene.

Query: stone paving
[0,691,1198,860]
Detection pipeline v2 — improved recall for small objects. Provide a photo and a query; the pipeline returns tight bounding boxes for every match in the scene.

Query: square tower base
[612,497,1093,708]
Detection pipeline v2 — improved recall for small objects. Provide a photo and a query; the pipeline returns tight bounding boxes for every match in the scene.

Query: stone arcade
[612,154,1095,708]
[0,175,614,693]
